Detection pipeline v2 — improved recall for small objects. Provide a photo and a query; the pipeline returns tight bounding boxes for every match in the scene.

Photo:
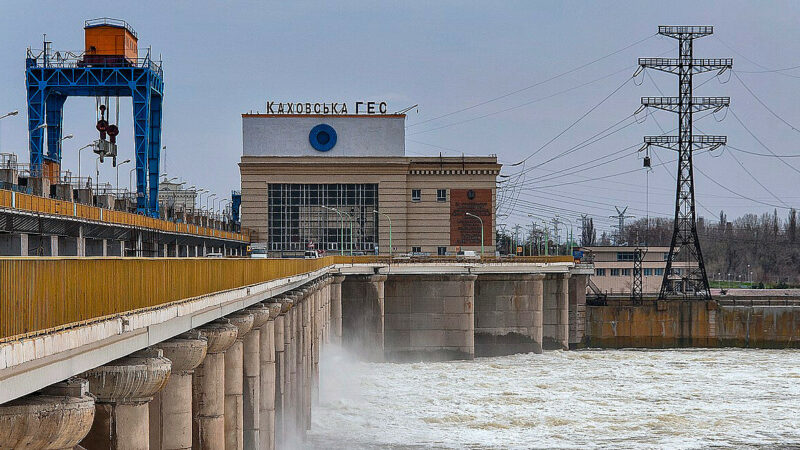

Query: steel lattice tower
[639,26,732,300]
[631,246,646,304]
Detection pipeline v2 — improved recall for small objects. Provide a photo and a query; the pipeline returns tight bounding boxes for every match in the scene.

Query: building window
[611,268,621,276]
[673,268,682,275]
[617,252,635,261]
[267,183,378,255]
[595,268,606,276]
[436,189,447,202]
[622,268,631,276]
[663,253,670,261]
[655,268,664,276]
[412,246,422,253]
[644,268,653,276]
[411,189,421,202]
[438,246,447,256]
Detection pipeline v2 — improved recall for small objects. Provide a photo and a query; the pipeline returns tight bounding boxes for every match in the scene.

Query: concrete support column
[532,274,545,353]
[330,275,345,345]
[77,225,85,257]
[260,303,282,450]
[341,274,387,362]
[283,292,302,443]
[473,273,544,356]
[243,305,271,450]
[303,288,314,430]
[321,278,330,344]
[136,232,143,257]
[272,297,291,448]
[384,274,477,361]
[225,311,255,450]
[50,235,58,256]
[193,321,238,449]
[568,273,589,348]
[543,273,571,350]
[81,349,172,449]
[0,378,95,449]
[150,333,208,450]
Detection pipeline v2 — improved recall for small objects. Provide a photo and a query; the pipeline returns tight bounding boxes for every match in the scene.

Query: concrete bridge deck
[0,188,248,257]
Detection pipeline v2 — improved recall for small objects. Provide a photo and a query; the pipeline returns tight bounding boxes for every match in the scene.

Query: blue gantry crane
[25,18,164,216]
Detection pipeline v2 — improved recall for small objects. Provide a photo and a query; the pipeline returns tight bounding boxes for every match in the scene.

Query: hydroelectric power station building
[239,104,500,256]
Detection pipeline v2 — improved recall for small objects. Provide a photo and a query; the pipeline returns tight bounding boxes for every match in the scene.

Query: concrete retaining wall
[586,300,800,348]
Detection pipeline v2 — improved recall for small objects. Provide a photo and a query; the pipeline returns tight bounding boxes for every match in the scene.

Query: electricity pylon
[638,26,732,300]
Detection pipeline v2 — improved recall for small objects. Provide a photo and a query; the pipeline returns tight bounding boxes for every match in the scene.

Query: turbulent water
[308,347,800,449]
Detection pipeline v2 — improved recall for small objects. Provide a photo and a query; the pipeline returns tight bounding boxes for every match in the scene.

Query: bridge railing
[0,189,247,242]
[0,255,575,343]
[0,256,333,342]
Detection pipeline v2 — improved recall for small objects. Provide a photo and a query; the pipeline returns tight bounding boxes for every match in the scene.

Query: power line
[408,64,637,136]
[694,166,791,210]
[512,75,634,167]
[406,33,657,129]
[725,145,791,208]
[726,144,800,158]
[729,108,800,176]
[732,70,800,133]
[714,36,800,80]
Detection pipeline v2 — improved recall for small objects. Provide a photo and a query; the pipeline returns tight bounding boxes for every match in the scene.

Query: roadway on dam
[308,347,800,448]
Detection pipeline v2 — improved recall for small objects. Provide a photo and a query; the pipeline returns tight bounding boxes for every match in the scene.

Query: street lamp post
[95,156,101,193]
[116,159,131,194]
[206,193,217,213]
[340,210,355,256]
[559,216,574,257]
[128,168,136,195]
[0,110,19,155]
[76,143,94,182]
[373,209,392,257]
[465,212,484,257]
[527,214,551,256]
[322,206,345,256]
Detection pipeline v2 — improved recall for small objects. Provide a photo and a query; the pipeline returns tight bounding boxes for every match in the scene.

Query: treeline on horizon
[585,209,800,285]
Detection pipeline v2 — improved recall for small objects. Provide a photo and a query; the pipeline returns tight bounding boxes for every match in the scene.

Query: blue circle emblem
[309,124,337,152]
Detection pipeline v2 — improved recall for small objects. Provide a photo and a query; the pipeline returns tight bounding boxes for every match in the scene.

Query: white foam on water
[309,347,800,449]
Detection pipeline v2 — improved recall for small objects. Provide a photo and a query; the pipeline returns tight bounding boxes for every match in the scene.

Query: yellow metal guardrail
[0,189,248,242]
[0,256,332,342]
[0,254,574,342]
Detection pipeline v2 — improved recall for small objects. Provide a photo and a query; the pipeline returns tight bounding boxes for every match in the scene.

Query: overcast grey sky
[1,1,798,232]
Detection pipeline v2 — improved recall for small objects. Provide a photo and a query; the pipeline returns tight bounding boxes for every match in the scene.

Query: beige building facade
[582,246,699,295]
[239,113,500,256]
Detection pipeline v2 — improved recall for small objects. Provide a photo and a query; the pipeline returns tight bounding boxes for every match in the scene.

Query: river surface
[308,348,800,449]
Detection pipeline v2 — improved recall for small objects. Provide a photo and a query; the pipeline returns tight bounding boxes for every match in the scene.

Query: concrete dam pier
[341,265,590,362]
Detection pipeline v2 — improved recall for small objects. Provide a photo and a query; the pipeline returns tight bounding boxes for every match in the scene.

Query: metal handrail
[84,18,138,38]
[26,51,163,78]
